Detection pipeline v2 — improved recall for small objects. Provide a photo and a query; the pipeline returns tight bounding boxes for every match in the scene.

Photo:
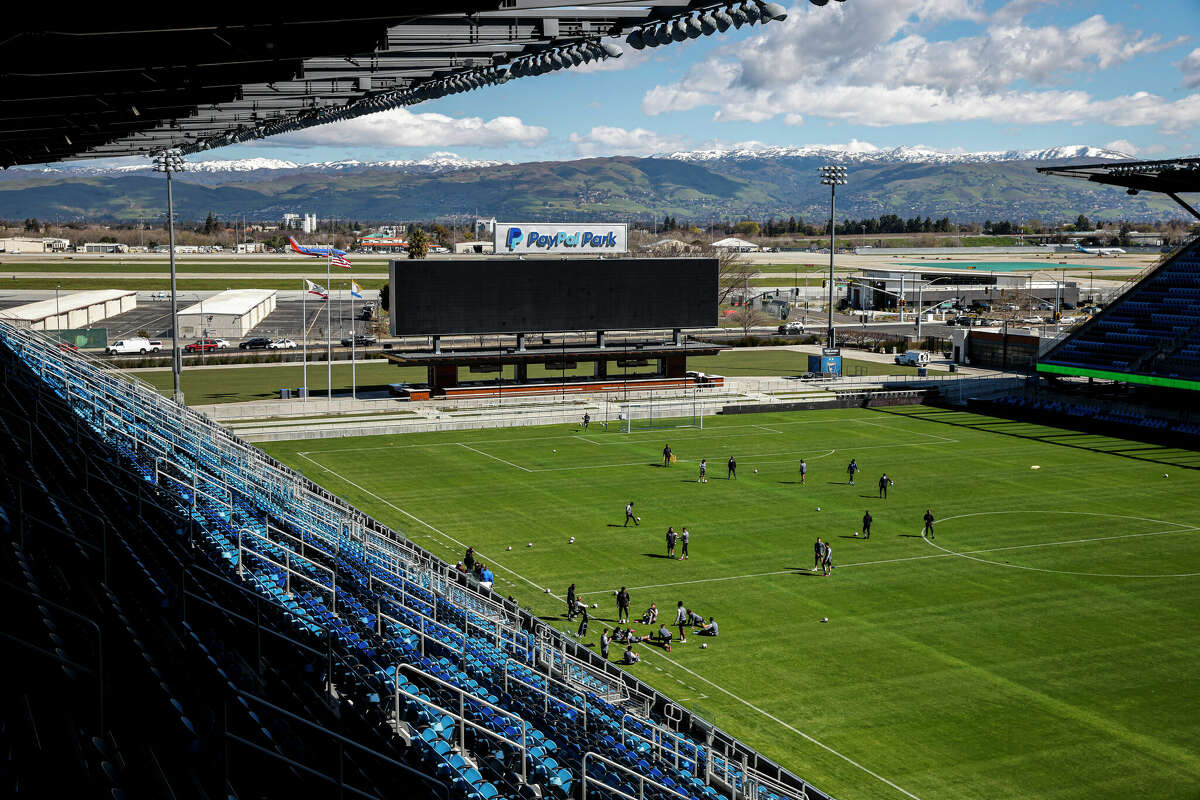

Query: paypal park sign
[495,223,628,255]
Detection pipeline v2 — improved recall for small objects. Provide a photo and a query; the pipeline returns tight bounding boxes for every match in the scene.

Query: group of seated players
[601,603,719,663]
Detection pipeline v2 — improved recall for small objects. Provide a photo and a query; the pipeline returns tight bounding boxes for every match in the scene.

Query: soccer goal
[607,393,704,433]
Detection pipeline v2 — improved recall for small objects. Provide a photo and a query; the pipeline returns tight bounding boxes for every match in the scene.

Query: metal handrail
[581,750,694,800]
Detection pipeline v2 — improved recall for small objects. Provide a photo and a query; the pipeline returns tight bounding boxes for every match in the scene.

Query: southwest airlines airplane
[288,237,350,259]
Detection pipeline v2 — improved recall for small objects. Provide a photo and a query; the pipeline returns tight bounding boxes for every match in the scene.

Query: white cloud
[568,126,688,156]
[275,108,547,148]
[641,1,1195,138]
[1104,139,1138,156]
[1181,48,1200,89]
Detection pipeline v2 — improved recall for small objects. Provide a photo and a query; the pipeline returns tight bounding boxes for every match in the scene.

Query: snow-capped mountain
[656,143,1132,165]
[27,152,509,175]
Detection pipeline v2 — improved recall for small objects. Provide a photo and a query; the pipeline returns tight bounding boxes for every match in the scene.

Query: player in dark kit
[846,458,858,485]
[878,473,892,499]
[862,510,872,539]
[728,456,736,479]
[662,444,673,467]
[666,527,678,558]
[813,537,825,571]
[923,509,935,539]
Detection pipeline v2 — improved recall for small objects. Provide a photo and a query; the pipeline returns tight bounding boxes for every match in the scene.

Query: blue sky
[203,1,1200,163]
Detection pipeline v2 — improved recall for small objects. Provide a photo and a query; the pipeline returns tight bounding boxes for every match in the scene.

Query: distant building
[80,242,129,254]
[453,241,494,254]
[177,289,277,339]
[648,238,698,253]
[474,218,497,239]
[235,242,265,254]
[0,237,51,253]
[357,233,408,253]
[711,237,760,252]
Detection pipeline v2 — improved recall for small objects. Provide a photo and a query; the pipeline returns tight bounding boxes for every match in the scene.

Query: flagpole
[327,252,333,404]
[350,274,357,400]
[302,278,308,402]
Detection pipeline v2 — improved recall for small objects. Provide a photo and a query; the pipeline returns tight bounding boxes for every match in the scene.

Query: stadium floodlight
[700,12,718,35]
[152,148,187,405]
[818,164,848,349]
[626,28,646,49]
[600,41,623,59]
[714,8,734,31]
[730,5,749,27]
[655,23,674,45]
[685,15,704,38]
[759,2,788,22]
[742,1,762,23]
[809,0,829,5]
[671,19,689,42]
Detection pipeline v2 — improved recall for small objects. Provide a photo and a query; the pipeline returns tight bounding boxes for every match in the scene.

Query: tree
[379,282,389,312]
[430,223,451,246]
[1075,214,1091,232]
[708,246,758,305]
[407,228,430,259]
[730,305,768,338]
[732,220,760,237]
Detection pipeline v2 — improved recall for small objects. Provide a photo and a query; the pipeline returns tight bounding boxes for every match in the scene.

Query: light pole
[915,276,956,340]
[153,148,186,404]
[819,165,847,348]
[55,283,61,330]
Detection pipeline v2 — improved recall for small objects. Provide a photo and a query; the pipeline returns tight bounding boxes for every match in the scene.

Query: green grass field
[259,406,1200,800]
[129,349,919,404]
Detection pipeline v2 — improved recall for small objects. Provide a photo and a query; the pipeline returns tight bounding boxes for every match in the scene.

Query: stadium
[4,6,1200,800]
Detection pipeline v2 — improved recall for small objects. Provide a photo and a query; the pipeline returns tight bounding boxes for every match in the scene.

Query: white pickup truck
[894,349,931,367]
[105,337,163,355]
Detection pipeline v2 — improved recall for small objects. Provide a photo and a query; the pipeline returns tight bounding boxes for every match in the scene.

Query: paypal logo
[505,227,524,250]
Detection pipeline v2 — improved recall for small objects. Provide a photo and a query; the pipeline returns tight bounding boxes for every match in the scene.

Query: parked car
[239,337,273,350]
[777,321,805,334]
[181,335,224,352]
[268,338,298,349]
[105,337,162,355]
[340,334,378,347]
[894,350,931,366]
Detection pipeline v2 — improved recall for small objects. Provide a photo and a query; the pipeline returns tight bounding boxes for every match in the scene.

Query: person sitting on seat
[696,617,719,637]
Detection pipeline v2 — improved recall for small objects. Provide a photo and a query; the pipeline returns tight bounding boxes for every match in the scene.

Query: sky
[95,0,1200,165]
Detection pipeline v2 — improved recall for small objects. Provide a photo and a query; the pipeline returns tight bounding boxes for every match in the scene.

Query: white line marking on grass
[573,436,604,445]
[853,417,957,443]
[921,511,1200,578]
[640,649,925,800]
[753,424,784,434]
[456,442,533,472]
[295,451,559,598]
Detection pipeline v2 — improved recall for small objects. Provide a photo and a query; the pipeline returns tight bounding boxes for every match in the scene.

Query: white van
[894,350,931,367]
[105,337,162,355]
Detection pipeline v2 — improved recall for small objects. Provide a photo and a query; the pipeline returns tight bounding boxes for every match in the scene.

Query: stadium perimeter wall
[721,389,940,415]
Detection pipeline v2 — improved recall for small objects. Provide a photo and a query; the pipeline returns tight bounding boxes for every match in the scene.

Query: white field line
[578,524,1200,596]
[457,442,533,472]
[637,648,925,800]
[295,451,558,598]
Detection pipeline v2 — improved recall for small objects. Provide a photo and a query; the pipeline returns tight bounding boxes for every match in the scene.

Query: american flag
[331,252,352,269]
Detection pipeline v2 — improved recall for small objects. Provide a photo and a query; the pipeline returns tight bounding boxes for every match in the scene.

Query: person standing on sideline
[582,412,590,431]
[923,509,935,539]
[862,510,873,539]
[698,459,707,484]
[813,537,825,572]
[625,500,639,527]
[616,587,630,624]
[728,456,736,479]
[666,527,678,558]
[600,628,611,660]
[878,473,892,499]
[822,543,833,576]
[675,602,689,643]
[799,458,807,486]
[463,547,476,573]
[577,606,589,638]
[662,443,673,467]
[680,528,690,560]
[846,458,858,485]
[567,583,577,620]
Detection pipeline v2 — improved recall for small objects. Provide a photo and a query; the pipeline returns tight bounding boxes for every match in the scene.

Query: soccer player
[846,458,858,485]
[567,583,577,620]
[622,644,640,664]
[923,509,935,539]
[600,628,611,660]
[577,607,589,638]
[799,458,807,485]
[813,537,825,571]
[679,528,690,560]
[663,444,673,467]
[697,617,719,637]
[657,623,674,652]
[582,412,590,431]
[878,473,892,499]
[624,501,639,527]
[666,527,677,558]
[616,586,630,623]
[862,510,872,539]
[728,456,736,479]
[822,543,833,576]
[698,459,707,483]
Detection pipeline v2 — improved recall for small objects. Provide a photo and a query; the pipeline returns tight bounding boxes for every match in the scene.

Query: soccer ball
[506,546,512,551]
[753,469,758,474]
[821,617,829,623]
[854,532,858,537]
[816,507,821,511]
[701,643,708,649]
[569,536,576,543]
[1163,473,1169,478]
[553,449,557,453]
[636,517,641,523]
[543,588,550,593]
[591,603,598,609]
[527,542,533,547]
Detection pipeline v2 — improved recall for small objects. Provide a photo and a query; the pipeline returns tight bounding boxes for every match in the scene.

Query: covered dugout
[0,289,136,330]
[177,290,276,339]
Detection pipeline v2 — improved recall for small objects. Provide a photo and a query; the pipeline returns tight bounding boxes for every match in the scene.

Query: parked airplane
[1074,242,1126,256]
[288,236,349,258]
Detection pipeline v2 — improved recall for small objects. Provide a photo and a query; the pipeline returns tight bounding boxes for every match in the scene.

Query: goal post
[606,392,703,433]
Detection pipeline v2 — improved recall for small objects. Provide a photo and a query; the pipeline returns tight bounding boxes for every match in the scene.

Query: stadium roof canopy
[1,2,802,169]
[1037,157,1200,220]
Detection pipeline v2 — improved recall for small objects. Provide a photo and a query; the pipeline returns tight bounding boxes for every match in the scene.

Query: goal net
[606,393,703,433]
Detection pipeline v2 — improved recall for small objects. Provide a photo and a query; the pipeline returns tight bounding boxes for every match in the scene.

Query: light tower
[818,164,847,348]
[153,148,186,404]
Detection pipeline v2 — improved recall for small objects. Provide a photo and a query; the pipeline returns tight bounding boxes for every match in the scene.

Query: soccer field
[260,406,1200,800]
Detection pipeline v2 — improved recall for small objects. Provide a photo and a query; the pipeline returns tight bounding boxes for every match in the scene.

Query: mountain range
[0,144,1183,223]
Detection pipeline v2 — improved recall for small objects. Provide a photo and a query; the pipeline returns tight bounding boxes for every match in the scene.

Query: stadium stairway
[0,321,828,800]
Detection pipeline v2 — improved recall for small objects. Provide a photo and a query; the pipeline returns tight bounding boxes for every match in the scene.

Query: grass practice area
[260,407,1200,800]
[129,349,919,404]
